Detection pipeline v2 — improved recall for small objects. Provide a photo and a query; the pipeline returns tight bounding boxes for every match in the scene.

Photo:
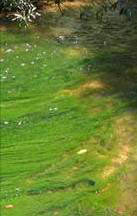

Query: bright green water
[0,10,137,216]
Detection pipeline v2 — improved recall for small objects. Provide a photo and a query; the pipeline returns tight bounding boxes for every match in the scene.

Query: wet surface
[0,2,137,215]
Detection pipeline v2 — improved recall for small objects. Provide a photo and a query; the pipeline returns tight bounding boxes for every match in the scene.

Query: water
[0,5,137,216]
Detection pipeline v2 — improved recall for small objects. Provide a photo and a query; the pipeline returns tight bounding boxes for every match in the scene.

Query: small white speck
[26,43,31,48]
[58,35,65,40]
[5,68,9,73]
[4,121,9,125]
[16,56,19,59]
[21,63,25,66]
[0,59,4,63]
[43,51,46,54]
[18,121,22,126]
[31,61,35,64]
[25,48,29,52]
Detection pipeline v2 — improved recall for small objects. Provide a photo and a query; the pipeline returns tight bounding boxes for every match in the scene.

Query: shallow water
[0,6,137,216]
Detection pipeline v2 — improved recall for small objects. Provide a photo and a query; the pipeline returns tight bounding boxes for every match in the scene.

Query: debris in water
[21,63,25,66]
[5,49,13,53]
[5,68,9,73]
[4,121,9,125]
[18,121,22,126]
[49,107,58,112]
[77,149,87,155]
[58,35,65,40]
[5,204,14,209]
[2,76,7,79]
[26,43,31,48]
